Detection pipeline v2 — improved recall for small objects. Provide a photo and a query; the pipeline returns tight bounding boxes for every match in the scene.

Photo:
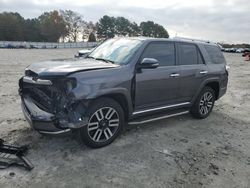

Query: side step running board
[38,129,71,135]
[128,111,189,125]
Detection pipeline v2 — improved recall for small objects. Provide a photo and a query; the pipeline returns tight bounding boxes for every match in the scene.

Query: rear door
[135,41,180,110]
[177,43,208,102]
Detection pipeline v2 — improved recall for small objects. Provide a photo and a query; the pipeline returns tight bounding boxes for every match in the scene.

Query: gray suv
[19,37,228,148]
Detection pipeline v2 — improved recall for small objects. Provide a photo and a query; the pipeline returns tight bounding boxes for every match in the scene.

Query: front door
[135,41,180,111]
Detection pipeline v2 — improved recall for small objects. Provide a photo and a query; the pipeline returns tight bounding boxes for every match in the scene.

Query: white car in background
[75,49,93,58]
[236,48,244,53]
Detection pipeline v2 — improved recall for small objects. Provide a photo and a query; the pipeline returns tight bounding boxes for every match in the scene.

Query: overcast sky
[1,0,249,43]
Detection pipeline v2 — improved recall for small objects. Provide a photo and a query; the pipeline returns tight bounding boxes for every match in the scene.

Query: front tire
[190,86,215,119]
[78,97,124,148]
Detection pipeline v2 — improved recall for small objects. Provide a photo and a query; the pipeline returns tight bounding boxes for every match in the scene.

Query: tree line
[0,10,169,42]
[220,43,250,49]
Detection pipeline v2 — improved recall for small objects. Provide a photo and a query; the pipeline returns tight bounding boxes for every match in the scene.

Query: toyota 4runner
[19,37,229,148]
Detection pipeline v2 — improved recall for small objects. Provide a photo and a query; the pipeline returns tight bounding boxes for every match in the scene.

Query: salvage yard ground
[0,49,249,188]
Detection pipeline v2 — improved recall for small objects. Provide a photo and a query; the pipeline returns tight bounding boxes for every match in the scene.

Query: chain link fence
[0,41,99,49]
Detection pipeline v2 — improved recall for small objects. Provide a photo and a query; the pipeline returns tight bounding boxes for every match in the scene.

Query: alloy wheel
[199,92,214,115]
[87,107,120,143]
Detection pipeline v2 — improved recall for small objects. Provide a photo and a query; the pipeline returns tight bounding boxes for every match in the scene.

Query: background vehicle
[242,48,250,56]
[227,48,236,52]
[236,48,244,53]
[19,37,228,148]
[75,49,93,58]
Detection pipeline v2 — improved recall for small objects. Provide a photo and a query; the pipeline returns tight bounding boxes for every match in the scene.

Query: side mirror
[138,58,159,69]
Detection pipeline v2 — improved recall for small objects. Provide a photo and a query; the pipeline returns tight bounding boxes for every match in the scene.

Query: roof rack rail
[173,37,211,44]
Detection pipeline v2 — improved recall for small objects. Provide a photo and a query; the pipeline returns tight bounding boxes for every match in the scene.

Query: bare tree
[60,10,86,42]
[82,21,97,41]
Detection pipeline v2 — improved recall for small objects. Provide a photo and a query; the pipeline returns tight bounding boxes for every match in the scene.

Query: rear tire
[190,86,215,119]
[78,97,124,148]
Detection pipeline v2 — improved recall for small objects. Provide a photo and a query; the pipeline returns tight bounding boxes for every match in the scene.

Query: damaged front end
[19,71,89,134]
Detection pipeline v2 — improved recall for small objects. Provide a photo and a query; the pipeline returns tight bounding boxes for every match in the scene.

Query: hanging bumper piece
[0,139,34,171]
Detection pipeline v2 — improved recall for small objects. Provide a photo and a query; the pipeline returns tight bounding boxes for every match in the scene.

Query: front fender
[68,66,134,117]
[72,86,133,116]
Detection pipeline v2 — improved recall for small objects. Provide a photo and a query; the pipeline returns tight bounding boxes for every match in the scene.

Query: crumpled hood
[26,58,119,77]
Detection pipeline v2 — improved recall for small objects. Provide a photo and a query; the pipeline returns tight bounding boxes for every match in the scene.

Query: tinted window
[179,44,198,65]
[204,45,226,64]
[141,42,175,66]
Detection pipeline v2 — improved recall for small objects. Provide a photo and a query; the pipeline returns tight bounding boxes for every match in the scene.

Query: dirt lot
[0,49,249,188]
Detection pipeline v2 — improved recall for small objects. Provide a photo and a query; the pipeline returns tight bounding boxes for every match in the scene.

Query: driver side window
[141,42,175,66]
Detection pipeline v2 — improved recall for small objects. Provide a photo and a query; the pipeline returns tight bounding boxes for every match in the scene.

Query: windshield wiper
[86,56,115,64]
[85,56,95,59]
[95,58,115,64]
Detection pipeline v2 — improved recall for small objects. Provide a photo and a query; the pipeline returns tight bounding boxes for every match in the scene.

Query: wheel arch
[95,92,132,122]
[205,81,220,100]
[192,78,220,104]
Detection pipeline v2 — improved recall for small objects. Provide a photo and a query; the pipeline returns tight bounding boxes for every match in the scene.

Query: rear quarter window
[204,45,226,64]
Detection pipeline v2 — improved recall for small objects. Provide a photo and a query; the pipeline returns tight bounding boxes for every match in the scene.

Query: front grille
[30,87,53,112]
[22,84,54,112]
[20,77,67,114]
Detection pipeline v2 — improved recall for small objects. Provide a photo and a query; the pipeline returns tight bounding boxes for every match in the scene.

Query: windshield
[88,38,143,65]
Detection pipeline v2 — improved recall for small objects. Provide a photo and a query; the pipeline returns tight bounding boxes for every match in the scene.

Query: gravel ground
[0,49,249,188]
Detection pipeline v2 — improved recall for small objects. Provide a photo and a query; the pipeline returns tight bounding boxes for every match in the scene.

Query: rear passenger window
[141,42,175,66]
[204,45,226,64]
[179,44,198,65]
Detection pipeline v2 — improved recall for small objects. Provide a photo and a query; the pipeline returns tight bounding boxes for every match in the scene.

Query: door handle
[170,73,180,77]
[200,70,208,74]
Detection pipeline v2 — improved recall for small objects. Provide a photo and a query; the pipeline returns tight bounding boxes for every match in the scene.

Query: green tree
[129,22,141,37]
[88,32,96,42]
[60,10,85,42]
[23,18,43,41]
[97,15,116,39]
[140,21,169,38]
[97,15,143,39]
[0,12,25,41]
[115,17,131,36]
[39,10,68,42]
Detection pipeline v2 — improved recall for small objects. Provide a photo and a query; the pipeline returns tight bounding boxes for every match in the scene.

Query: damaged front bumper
[19,76,89,134]
[21,96,66,134]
